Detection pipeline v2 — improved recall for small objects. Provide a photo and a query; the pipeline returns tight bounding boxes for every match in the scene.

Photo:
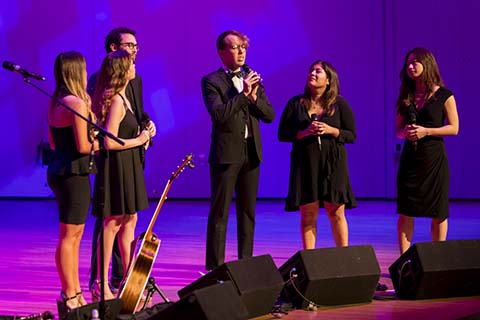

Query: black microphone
[142,113,154,147]
[311,113,322,151]
[408,103,417,152]
[2,61,46,81]
[19,311,54,320]
[242,63,263,87]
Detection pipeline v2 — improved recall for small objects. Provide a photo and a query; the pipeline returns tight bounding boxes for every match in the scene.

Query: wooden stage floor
[0,199,479,319]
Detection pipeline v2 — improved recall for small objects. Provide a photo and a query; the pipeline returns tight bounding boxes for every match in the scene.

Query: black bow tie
[229,70,245,78]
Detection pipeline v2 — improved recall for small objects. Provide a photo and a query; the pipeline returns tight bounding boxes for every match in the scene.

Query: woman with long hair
[396,48,459,254]
[47,51,98,311]
[278,60,356,249]
[91,50,150,299]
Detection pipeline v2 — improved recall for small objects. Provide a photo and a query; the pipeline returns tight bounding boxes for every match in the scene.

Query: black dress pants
[205,138,260,270]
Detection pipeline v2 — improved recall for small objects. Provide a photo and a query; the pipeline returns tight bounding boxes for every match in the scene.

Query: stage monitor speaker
[0,311,53,320]
[116,302,173,320]
[389,239,480,299]
[58,299,122,320]
[178,254,284,318]
[279,245,380,308]
[149,281,248,320]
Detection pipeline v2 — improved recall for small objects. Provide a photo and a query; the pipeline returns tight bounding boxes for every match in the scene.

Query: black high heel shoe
[91,280,115,302]
[56,291,79,318]
[90,280,101,302]
[376,282,388,291]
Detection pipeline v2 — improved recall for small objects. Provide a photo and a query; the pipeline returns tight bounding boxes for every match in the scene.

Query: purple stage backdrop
[0,0,479,199]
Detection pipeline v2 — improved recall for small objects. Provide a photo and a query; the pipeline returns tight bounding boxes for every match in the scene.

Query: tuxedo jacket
[125,75,150,128]
[202,67,275,164]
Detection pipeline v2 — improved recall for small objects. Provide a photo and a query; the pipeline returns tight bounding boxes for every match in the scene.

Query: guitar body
[118,233,161,314]
[117,153,193,314]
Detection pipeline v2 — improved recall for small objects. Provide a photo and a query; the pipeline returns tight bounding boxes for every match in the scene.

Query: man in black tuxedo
[87,26,156,293]
[202,30,275,270]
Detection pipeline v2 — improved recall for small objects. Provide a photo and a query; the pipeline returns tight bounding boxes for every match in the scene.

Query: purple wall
[1,0,478,199]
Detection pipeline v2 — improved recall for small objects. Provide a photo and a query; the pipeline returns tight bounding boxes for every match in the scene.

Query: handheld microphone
[143,113,154,147]
[408,104,417,152]
[242,63,263,87]
[311,113,322,151]
[2,61,46,81]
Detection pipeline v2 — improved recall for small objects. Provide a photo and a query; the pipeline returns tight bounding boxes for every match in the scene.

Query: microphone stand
[18,75,124,320]
[22,78,123,144]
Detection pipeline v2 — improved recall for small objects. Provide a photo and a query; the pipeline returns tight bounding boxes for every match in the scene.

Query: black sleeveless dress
[278,95,357,211]
[92,94,148,217]
[396,87,453,219]
[47,125,95,224]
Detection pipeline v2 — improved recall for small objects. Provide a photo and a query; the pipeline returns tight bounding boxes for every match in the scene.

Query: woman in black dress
[91,50,151,299]
[278,60,356,249]
[396,47,459,254]
[47,51,99,310]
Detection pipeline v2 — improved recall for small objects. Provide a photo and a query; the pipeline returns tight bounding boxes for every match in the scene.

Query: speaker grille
[279,245,380,308]
[389,239,480,299]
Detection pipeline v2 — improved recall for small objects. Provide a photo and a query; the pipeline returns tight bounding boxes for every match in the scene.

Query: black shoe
[57,291,79,318]
[376,282,388,291]
[110,283,120,295]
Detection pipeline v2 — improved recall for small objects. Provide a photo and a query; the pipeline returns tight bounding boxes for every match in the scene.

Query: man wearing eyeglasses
[87,26,156,295]
[202,30,275,271]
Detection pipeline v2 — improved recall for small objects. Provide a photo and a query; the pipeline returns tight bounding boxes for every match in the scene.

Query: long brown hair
[396,47,444,114]
[49,51,91,112]
[92,50,132,126]
[301,60,339,116]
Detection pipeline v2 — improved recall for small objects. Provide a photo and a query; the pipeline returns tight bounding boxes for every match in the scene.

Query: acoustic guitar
[119,153,194,314]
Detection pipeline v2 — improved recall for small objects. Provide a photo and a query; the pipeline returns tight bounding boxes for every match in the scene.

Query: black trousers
[205,138,260,270]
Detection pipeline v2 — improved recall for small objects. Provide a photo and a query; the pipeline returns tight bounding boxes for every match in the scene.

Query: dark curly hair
[104,27,136,53]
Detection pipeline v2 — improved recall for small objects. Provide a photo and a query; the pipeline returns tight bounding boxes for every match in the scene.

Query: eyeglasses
[230,44,248,51]
[120,42,140,51]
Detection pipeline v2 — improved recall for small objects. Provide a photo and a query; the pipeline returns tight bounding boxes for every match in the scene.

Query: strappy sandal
[91,280,115,302]
[57,291,79,318]
[90,280,101,302]
[76,291,88,306]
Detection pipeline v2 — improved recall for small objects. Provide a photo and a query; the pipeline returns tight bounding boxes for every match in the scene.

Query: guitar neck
[144,179,172,240]
[143,153,193,241]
